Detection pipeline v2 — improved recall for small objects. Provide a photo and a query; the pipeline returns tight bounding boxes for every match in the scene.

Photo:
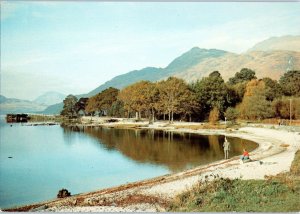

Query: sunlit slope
[174,50,300,82]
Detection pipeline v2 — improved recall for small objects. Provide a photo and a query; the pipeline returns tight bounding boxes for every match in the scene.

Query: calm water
[0,120,257,209]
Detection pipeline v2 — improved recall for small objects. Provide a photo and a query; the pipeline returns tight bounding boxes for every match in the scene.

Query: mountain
[41,102,64,115]
[42,35,300,114]
[87,67,163,97]
[164,47,227,74]
[248,35,300,52]
[0,95,47,115]
[174,50,300,82]
[86,48,227,97]
[34,91,66,106]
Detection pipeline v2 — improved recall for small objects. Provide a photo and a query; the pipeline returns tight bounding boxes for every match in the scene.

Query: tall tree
[228,68,257,85]
[262,77,283,101]
[85,87,119,116]
[193,71,228,118]
[279,70,300,97]
[61,95,78,118]
[157,77,195,123]
[238,80,273,120]
[118,81,156,119]
[74,98,89,115]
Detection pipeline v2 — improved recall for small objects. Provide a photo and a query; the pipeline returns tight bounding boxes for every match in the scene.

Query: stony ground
[5,122,300,212]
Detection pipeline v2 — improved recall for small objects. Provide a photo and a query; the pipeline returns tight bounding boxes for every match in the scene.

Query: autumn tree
[61,95,78,118]
[279,70,300,97]
[118,81,158,120]
[209,107,219,124]
[85,87,119,116]
[157,77,197,123]
[272,97,300,119]
[238,79,273,120]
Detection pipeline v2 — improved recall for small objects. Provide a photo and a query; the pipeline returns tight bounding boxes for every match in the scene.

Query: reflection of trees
[62,125,84,145]
[62,126,258,172]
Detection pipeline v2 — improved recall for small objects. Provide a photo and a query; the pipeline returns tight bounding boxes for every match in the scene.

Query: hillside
[248,35,300,52]
[34,91,66,106]
[0,95,47,114]
[86,48,227,97]
[42,35,300,114]
[174,50,300,82]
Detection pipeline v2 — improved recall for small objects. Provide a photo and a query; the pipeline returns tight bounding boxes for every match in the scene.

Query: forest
[61,69,300,123]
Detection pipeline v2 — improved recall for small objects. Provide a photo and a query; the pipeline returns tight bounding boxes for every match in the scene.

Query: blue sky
[1,1,300,100]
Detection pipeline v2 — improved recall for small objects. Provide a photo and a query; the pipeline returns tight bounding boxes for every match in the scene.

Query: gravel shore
[6,121,300,212]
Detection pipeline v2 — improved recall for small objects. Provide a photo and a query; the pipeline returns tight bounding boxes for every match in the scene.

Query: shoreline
[4,120,300,212]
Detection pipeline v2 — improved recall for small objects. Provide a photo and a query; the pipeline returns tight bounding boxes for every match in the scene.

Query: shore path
[8,122,300,212]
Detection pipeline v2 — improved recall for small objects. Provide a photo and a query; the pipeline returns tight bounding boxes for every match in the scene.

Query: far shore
[4,118,300,212]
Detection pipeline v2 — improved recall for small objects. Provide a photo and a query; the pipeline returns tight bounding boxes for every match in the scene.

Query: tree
[157,77,195,123]
[193,71,228,118]
[209,107,219,125]
[61,95,78,118]
[118,81,157,120]
[85,87,119,116]
[262,77,283,101]
[238,80,274,120]
[228,68,257,85]
[272,97,300,119]
[74,98,89,115]
[279,70,300,97]
[109,100,125,118]
[225,107,239,124]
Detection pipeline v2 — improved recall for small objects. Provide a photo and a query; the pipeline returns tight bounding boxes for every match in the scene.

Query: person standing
[223,137,230,159]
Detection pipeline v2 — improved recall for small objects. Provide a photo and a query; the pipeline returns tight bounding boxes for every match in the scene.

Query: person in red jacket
[240,149,250,161]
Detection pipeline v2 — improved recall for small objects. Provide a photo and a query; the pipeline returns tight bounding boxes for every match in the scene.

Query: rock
[30,205,48,212]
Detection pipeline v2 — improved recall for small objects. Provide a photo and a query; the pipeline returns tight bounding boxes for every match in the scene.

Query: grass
[168,150,300,212]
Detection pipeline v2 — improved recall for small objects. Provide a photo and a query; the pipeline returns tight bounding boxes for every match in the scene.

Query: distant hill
[174,50,300,82]
[34,91,66,106]
[87,67,163,97]
[86,47,227,97]
[40,102,64,115]
[0,95,47,114]
[42,35,300,114]
[248,35,300,52]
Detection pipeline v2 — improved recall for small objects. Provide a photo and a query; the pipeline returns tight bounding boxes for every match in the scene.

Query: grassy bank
[169,150,300,212]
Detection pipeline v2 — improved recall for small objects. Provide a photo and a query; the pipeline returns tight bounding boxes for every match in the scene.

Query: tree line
[61,69,300,123]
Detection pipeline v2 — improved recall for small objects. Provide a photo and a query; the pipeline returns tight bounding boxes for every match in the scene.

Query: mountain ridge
[0,95,47,114]
[34,91,66,106]
[40,35,300,114]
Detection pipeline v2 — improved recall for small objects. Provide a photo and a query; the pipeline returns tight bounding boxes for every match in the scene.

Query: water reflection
[63,126,258,172]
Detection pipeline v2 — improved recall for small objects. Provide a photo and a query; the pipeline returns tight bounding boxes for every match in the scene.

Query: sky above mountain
[1,1,300,100]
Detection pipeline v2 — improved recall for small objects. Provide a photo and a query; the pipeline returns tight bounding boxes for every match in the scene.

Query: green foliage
[228,68,257,85]
[169,150,300,212]
[60,95,78,118]
[279,70,300,97]
[262,77,283,101]
[225,107,239,123]
[193,71,228,118]
[108,100,124,117]
[272,96,300,119]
